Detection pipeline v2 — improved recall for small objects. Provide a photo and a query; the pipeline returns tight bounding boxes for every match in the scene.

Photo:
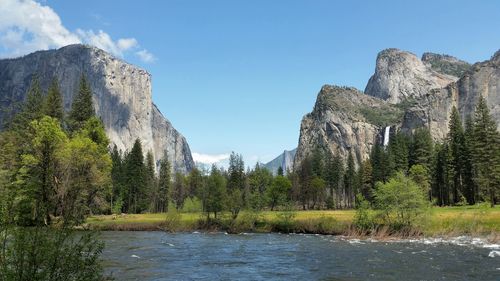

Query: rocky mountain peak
[0,44,194,173]
[421,52,471,77]
[365,48,457,104]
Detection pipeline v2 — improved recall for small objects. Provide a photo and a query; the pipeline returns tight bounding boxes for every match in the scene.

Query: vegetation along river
[100,231,500,280]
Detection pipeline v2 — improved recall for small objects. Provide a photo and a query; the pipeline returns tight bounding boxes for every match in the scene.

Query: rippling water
[100,231,500,281]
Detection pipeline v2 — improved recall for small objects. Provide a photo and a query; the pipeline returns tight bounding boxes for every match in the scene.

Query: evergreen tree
[409,127,433,170]
[157,153,172,212]
[68,75,94,132]
[12,75,44,132]
[358,159,374,202]
[388,131,410,173]
[204,165,227,219]
[311,147,325,178]
[145,151,157,212]
[43,77,64,122]
[432,142,451,205]
[325,154,344,208]
[172,172,186,210]
[463,116,477,204]
[110,145,124,213]
[447,106,466,204]
[277,166,284,176]
[124,139,146,213]
[471,96,500,206]
[187,167,203,198]
[343,151,356,208]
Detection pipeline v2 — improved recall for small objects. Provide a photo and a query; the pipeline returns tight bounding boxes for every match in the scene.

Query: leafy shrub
[373,172,429,230]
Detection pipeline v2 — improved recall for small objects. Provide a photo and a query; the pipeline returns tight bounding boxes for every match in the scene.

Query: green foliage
[204,165,227,218]
[471,96,500,207]
[68,75,95,132]
[157,153,172,213]
[410,127,433,170]
[359,106,403,127]
[172,172,186,211]
[43,77,64,122]
[353,194,375,232]
[373,172,429,229]
[123,139,146,213]
[409,164,430,195]
[0,227,106,281]
[11,75,44,131]
[266,175,291,210]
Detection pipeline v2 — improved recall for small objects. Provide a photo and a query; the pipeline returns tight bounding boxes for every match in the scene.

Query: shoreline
[84,207,500,242]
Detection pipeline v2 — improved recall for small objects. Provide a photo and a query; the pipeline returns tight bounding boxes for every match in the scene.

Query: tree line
[293,96,499,209]
[0,75,109,279]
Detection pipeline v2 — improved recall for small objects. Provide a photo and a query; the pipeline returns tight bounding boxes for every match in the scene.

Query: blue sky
[1,0,500,167]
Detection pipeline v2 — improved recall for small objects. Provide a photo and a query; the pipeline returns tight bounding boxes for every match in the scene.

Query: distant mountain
[264,149,296,174]
[0,44,194,172]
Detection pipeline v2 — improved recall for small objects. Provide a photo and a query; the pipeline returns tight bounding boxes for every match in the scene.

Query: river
[100,231,500,280]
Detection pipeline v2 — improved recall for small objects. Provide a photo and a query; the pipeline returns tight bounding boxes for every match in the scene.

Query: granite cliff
[294,48,499,169]
[0,44,194,173]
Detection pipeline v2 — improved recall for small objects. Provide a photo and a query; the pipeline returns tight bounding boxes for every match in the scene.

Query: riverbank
[85,206,500,240]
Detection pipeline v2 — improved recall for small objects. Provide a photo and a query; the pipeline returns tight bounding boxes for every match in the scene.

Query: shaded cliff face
[264,148,296,175]
[365,48,457,104]
[294,85,402,168]
[401,50,500,139]
[0,44,194,173]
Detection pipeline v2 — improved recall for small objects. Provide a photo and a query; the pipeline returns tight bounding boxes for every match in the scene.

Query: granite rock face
[294,49,500,169]
[365,48,457,104]
[293,85,402,169]
[264,148,296,175]
[0,44,194,173]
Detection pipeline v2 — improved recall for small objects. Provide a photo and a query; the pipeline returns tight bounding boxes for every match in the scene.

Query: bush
[354,194,375,232]
[0,227,108,281]
[373,172,429,230]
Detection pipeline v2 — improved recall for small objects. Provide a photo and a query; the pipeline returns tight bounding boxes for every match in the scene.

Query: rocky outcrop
[365,48,457,104]
[293,85,402,168]
[0,44,194,173]
[401,50,500,139]
[295,49,500,169]
[264,148,296,175]
[422,52,471,78]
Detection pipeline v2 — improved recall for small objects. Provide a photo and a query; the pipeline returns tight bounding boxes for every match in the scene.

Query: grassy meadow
[85,205,500,239]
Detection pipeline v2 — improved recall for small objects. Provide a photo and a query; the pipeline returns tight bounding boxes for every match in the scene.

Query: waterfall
[383,126,390,147]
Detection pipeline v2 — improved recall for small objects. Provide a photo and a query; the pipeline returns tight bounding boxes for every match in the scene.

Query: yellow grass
[85,206,500,237]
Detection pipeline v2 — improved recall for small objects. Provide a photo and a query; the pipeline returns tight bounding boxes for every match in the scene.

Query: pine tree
[410,127,433,170]
[344,151,356,208]
[157,153,172,212]
[358,159,373,202]
[145,151,157,212]
[12,75,44,131]
[463,116,477,204]
[172,172,186,210]
[110,145,124,213]
[325,154,344,208]
[124,139,146,213]
[471,96,500,207]
[389,131,410,173]
[447,106,465,204]
[68,75,94,132]
[43,77,64,122]
[277,166,284,176]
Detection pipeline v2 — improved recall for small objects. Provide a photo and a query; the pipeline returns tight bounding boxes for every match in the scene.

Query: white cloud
[136,49,156,63]
[0,0,154,62]
[192,152,230,165]
[117,38,138,51]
